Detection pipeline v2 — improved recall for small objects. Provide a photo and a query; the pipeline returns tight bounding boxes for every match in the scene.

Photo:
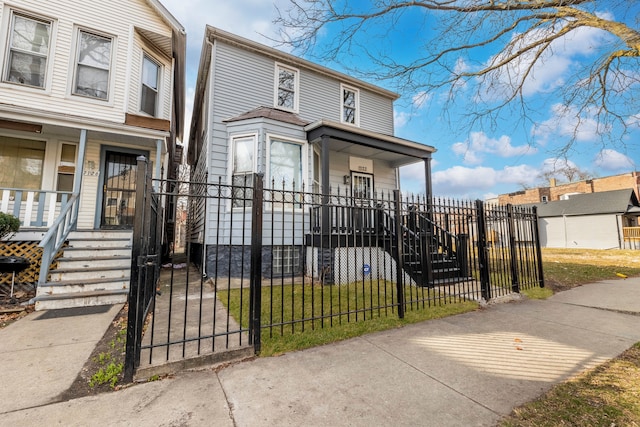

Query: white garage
[532,189,640,249]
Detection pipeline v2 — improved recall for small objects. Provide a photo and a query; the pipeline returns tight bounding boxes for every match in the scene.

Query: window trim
[340,83,360,126]
[274,62,299,113]
[2,10,54,90]
[229,133,258,210]
[139,52,162,117]
[71,27,115,101]
[265,134,308,212]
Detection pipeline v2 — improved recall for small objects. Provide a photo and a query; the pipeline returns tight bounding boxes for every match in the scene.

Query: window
[231,136,255,208]
[3,12,51,88]
[269,139,302,191]
[73,30,112,100]
[56,143,77,201]
[341,84,359,125]
[272,246,300,276]
[275,64,298,111]
[140,54,160,116]
[0,136,45,189]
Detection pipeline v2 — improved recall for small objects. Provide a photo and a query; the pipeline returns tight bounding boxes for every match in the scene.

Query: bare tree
[539,164,593,184]
[275,1,640,152]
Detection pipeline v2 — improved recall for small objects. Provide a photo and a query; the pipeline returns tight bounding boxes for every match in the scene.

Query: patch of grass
[218,280,479,356]
[89,362,124,389]
[87,310,127,390]
[521,287,553,300]
[541,248,640,291]
[501,342,640,427]
[543,262,640,288]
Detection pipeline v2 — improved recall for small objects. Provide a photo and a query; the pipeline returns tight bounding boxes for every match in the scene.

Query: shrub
[0,212,20,241]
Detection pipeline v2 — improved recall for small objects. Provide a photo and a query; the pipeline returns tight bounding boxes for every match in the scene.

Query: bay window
[269,139,302,191]
[231,136,255,208]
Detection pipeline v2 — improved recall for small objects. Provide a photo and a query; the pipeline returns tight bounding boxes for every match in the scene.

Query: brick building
[498,171,640,205]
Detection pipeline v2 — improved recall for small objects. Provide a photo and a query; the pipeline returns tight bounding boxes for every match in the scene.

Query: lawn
[217,280,479,356]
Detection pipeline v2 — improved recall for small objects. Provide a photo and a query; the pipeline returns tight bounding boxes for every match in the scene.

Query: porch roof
[305,120,435,168]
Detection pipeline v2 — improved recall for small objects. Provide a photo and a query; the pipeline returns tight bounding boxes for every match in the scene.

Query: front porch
[0,121,169,309]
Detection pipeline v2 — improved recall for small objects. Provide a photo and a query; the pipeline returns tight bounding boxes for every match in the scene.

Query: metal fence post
[124,156,149,383]
[532,206,545,288]
[475,199,491,301]
[506,204,520,293]
[393,190,405,318]
[249,173,264,353]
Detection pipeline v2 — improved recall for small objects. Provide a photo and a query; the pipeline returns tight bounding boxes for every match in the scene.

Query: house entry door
[101,152,139,228]
[351,172,374,231]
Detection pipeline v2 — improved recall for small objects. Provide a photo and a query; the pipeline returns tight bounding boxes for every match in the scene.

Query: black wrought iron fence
[124,171,543,380]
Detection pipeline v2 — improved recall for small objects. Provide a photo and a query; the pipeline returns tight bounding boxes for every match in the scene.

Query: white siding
[0,0,173,124]
[540,214,621,249]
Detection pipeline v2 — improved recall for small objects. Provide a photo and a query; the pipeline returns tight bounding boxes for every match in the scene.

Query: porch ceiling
[40,124,162,148]
[305,120,435,168]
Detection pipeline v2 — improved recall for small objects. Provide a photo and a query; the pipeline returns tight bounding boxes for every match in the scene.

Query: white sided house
[0,0,185,309]
[187,27,437,283]
[532,189,640,249]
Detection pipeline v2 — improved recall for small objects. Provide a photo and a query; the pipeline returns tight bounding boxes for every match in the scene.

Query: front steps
[34,230,132,310]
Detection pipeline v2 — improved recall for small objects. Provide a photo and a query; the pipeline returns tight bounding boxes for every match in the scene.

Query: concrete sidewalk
[0,304,122,414]
[1,279,639,426]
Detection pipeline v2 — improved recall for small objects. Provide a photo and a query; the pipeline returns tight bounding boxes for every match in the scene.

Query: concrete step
[66,238,132,249]
[37,277,130,296]
[68,230,132,241]
[34,289,128,310]
[49,266,129,282]
[55,256,131,270]
[60,247,132,258]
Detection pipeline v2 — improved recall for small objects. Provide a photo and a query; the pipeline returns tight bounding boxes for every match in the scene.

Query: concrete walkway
[1,278,639,426]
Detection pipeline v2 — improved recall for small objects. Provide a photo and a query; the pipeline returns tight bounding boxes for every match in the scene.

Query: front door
[351,172,374,231]
[101,151,139,228]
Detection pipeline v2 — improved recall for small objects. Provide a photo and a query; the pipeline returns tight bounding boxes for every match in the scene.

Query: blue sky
[161,0,639,199]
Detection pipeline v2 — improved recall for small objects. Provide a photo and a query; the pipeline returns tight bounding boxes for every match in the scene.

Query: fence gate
[125,169,544,380]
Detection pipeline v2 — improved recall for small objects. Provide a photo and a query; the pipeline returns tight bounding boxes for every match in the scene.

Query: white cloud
[452,131,536,165]
[394,110,412,128]
[431,164,539,198]
[532,104,603,144]
[594,149,635,171]
[412,91,431,109]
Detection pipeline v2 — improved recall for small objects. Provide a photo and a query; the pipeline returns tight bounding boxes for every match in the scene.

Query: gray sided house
[532,189,640,249]
[187,26,435,281]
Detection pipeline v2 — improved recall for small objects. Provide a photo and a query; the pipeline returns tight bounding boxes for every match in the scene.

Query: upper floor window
[73,30,112,100]
[141,54,160,116]
[3,12,52,88]
[341,84,359,126]
[275,63,298,112]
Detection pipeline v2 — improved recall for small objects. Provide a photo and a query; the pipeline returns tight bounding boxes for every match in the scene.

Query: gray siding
[201,38,399,246]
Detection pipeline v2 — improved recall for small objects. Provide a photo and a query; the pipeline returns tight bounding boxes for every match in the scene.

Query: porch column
[321,135,330,234]
[73,129,88,194]
[424,157,433,199]
[155,139,163,190]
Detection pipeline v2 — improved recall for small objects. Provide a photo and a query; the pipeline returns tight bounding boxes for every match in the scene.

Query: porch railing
[0,188,73,228]
[37,194,80,286]
[623,227,640,249]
